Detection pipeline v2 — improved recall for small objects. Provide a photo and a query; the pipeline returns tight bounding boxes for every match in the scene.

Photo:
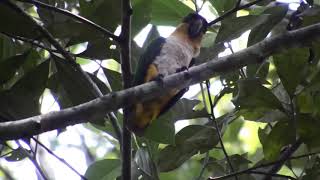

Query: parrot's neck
[170,23,203,56]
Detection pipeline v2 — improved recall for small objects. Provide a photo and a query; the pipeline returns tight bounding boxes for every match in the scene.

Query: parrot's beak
[188,19,206,38]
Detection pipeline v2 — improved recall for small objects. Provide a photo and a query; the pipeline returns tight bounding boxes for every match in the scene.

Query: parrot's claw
[176,66,188,73]
[152,74,165,86]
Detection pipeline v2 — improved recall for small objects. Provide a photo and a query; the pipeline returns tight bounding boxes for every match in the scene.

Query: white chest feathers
[153,36,198,77]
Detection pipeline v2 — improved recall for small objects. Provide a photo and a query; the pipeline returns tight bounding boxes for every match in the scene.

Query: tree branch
[208,148,320,180]
[0,23,319,140]
[17,0,120,41]
[208,0,265,26]
[119,0,133,179]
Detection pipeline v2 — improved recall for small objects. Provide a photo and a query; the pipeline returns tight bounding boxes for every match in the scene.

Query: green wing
[133,37,166,85]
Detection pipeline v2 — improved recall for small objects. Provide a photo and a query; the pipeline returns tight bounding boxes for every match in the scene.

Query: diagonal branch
[17,0,119,41]
[0,23,319,141]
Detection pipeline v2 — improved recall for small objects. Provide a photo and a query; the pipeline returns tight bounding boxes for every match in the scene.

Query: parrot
[128,13,208,135]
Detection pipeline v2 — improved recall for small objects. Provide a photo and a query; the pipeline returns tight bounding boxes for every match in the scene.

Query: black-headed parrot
[128,13,208,135]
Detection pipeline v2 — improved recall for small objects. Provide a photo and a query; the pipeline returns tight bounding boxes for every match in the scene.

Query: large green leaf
[259,121,295,161]
[0,3,42,39]
[246,5,288,78]
[0,34,19,60]
[0,59,49,120]
[273,48,309,97]
[132,0,152,36]
[77,39,118,60]
[102,67,122,92]
[232,79,283,111]
[150,0,193,26]
[301,157,320,180]
[134,148,159,179]
[53,56,98,106]
[297,114,320,149]
[0,53,29,85]
[85,159,121,180]
[215,15,269,44]
[158,125,219,172]
[79,0,120,32]
[209,0,237,16]
[247,5,288,46]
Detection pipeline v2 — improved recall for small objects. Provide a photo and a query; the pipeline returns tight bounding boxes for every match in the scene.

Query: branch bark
[0,23,319,141]
[119,0,133,179]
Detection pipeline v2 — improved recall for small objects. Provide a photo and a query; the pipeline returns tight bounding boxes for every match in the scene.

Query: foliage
[1,0,320,180]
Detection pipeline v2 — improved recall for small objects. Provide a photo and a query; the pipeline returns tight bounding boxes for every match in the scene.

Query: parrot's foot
[176,66,188,73]
[152,74,165,86]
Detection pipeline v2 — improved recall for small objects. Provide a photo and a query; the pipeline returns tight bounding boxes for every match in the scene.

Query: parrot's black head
[182,13,208,39]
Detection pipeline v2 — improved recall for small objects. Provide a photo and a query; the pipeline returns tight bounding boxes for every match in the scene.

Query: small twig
[208,141,314,180]
[0,150,14,158]
[208,0,265,26]
[197,152,210,180]
[1,32,60,53]
[205,80,238,180]
[227,42,246,78]
[15,140,48,180]
[248,170,297,180]
[17,0,119,41]
[31,137,88,180]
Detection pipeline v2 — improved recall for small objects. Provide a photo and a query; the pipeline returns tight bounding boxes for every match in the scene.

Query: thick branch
[0,23,319,141]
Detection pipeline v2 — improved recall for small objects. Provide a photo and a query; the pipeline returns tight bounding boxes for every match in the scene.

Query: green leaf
[301,157,320,180]
[260,121,295,161]
[170,99,208,121]
[145,112,175,145]
[0,34,19,60]
[77,39,119,60]
[150,0,193,26]
[0,59,49,120]
[158,125,219,172]
[228,154,252,171]
[209,0,237,16]
[232,79,283,111]
[247,5,288,46]
[132,0,152,36]
[53,56,98,106]
[239,108,287,123]
[134,148,159,178]
[5,147,28,162]
[273,48,309,97]
[102,67,122,92]
[297,114,320,149]
[79,0,120,32]
[246,4,288,76]
[215,15,269,44]
[0,3,42,39]
[85,159,121,180]
[0,53,29,85]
